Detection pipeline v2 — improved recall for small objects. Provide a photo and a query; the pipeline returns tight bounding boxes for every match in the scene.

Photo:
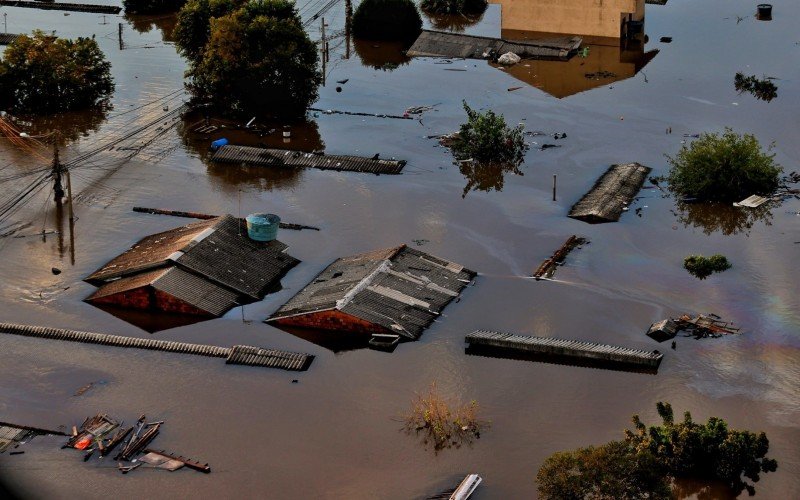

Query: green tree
[0,31,114,113]
[666,128,781,202]
[683,254,732,279]
[537,441,671,499]
[625,402,778,496]
[452,101,527,165]
[352,0,422,44]
[176,0,320,119]
[123,0,187,14]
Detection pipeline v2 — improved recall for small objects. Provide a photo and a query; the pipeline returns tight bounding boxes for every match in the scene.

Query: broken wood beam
[532,235,587,280]
[143,448,211,473]
[132,206,320,231]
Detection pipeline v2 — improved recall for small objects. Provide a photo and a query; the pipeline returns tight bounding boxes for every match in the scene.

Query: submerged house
[267,245,475,345]
[85,215,299,318]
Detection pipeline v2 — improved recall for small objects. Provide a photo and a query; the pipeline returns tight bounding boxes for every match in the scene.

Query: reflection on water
[354,39,411,71]
[180,112,326,192]
[124,13,178,43]
[4,107,109,146]
[271,324,371,353]
[672,477,737,500]
[423,10,487,33]
[496,32,657,98]
[92,304,209,333]
[675,201,774,236]
[459,159,523,197]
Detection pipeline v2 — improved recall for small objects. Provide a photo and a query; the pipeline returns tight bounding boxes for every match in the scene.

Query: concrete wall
[490,0,644,39]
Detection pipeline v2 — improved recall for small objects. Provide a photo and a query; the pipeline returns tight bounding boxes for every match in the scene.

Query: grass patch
[403,383,486,451]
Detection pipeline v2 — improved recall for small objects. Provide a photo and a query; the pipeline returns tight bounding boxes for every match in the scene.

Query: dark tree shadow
[674,200,774,236]
[458,159,523,198]
[354,38,411,71]
[423,9,487,32]
[124,12,178,43]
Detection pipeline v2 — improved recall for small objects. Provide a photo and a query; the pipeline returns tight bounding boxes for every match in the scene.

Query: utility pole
[552,174,557,201]
[52,136,64,202]
[118,22,123,51]
[320,18,326,86]
[345,0,352,59]
[4,13,7,34]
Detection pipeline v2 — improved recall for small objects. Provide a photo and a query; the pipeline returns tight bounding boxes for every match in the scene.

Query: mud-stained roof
[268,245,476,339]
[407,30,582,61]
[211,145,406,175]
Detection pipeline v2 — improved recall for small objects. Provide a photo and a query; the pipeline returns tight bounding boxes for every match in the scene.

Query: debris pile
[647,313,741,342]
[533,235,588,280]
[65,414,210,474]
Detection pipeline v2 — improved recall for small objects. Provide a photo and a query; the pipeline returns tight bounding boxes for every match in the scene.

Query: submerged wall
[491,0,645,39]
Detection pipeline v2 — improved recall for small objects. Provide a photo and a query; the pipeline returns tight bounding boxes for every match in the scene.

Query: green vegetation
[404,383,485,451]
[734,73,777,102]
[537,440,671,499]
[352,0,422,44]
[666,128,781,202]
[123,0,187,14]
[451,101,528,165]
[683,254,732,279]
[175,0,320,119]
[537,402,778,498]
[0,32,113,113]
[420,0,487,15]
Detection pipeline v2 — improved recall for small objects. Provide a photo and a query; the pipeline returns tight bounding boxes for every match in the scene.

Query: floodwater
[1,1,799,498]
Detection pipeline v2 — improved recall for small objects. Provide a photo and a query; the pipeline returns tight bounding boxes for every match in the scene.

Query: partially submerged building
[267,245,475,345]
[492,0,645,41]
[85,215,299,317]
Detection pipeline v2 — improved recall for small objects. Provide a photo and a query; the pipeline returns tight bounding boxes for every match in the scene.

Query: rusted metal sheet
[407,30,581,61]
[568,163,652,223]
[212,145,406,174]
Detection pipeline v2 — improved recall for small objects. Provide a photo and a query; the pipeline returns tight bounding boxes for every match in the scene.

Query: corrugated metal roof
[568,163,652,223]
[407,30,582,60]
[85,218,218,283]
[85,215,299,315]
[0,34,20,45]
[268,245,476,339]
[171,215,298,299]
[211,145,406,174]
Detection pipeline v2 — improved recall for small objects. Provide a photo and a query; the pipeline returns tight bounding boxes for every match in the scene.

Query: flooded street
[1,0,799,498]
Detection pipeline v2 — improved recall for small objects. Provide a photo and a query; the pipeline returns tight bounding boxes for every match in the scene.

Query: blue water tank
[210,138,229,151]
[245,213,281,242]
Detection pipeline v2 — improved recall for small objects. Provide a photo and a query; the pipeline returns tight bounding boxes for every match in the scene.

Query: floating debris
[733,194,770,208]
[1,421,66,453]
[647,313,741,342]
[533,235,588,280]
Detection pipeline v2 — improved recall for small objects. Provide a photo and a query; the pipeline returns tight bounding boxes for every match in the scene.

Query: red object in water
[74,436,91,450]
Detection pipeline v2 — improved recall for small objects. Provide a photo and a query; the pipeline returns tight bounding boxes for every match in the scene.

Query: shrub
[537,402,778,498]
[420,0,486,15]
[734,73,777,102]
[352,0,422,44]
[451,101,527,165]
[666,128,781,202]
[403,383,486,451]
[683,254,732,279]
[123,0,187,14]
[537,441,671,500]
[176,0,320,119]
[0,32,114,113]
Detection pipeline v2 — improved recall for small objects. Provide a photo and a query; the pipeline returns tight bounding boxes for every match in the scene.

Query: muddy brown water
[1,1,799,498]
